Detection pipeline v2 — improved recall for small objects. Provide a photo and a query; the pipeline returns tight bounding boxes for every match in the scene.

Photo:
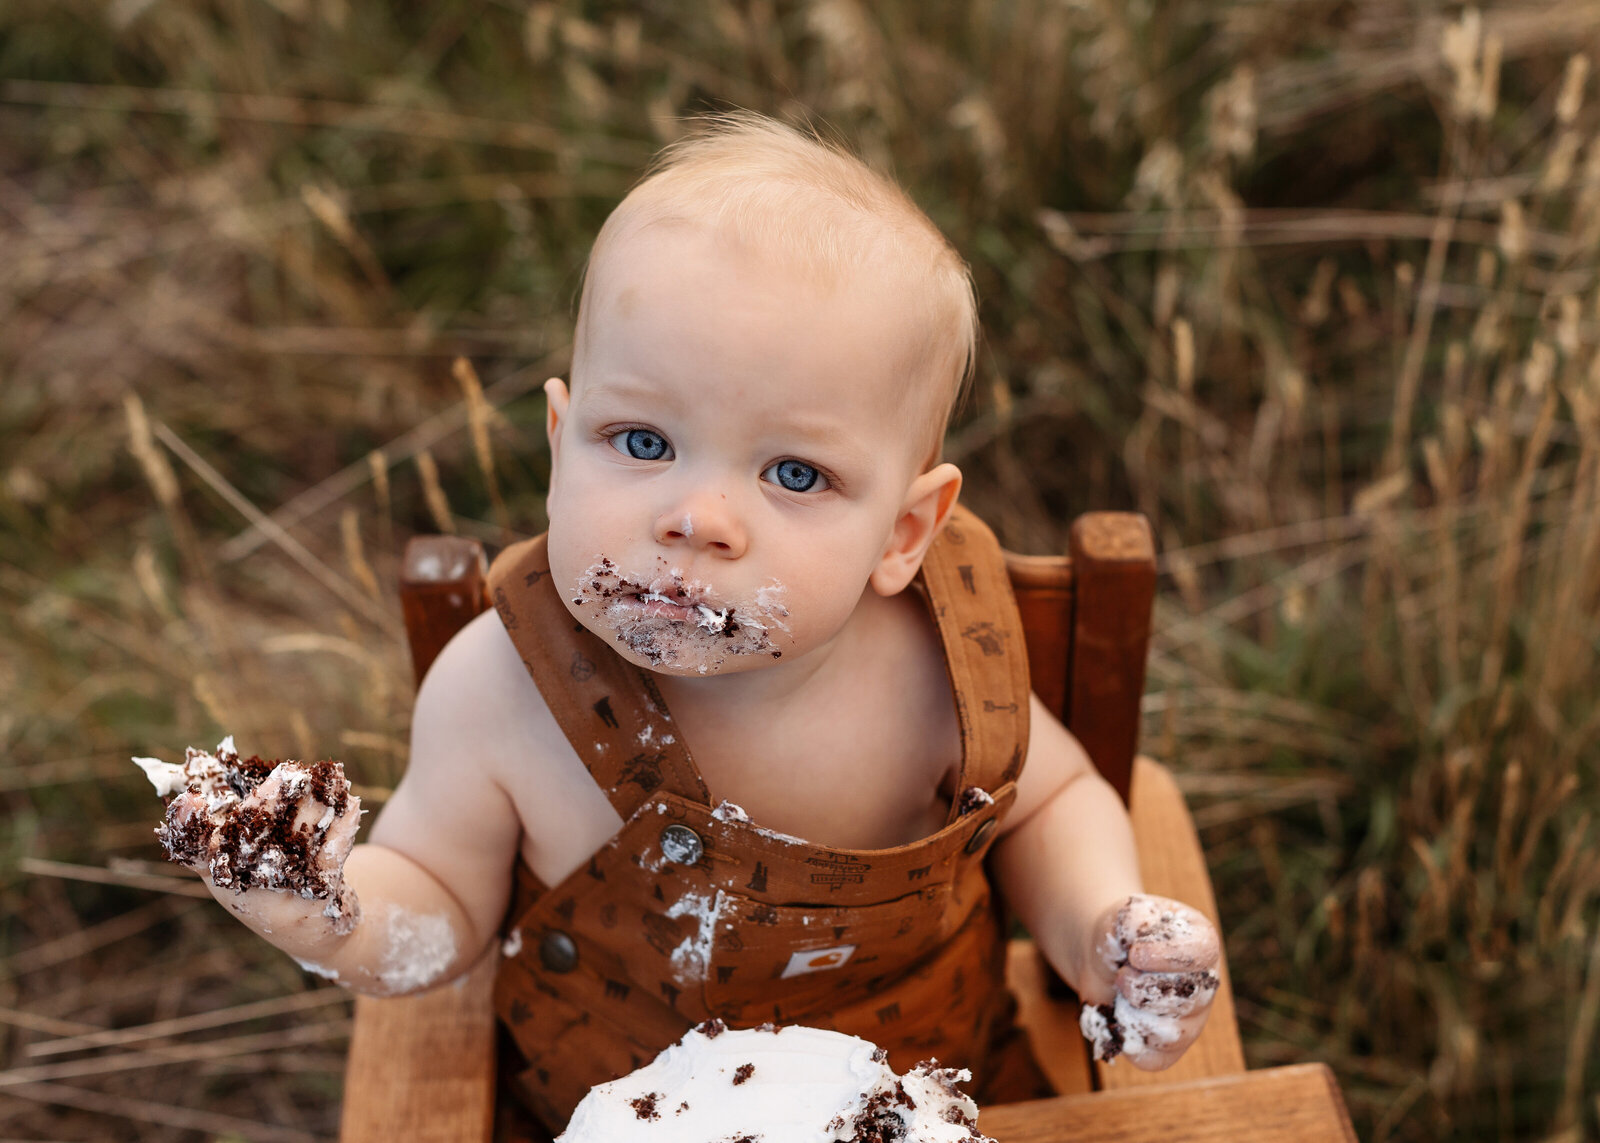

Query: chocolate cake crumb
[942,1105,977,1128]
[696,1018,727,1039]
[732,1063,754,1085]
[629,1092,662,1120]
[956,786,993,816]
[753,1022,778,1033]
[871,1047,888,1064]
[1094,1003,1124,1060]
[676,1101,688,1114]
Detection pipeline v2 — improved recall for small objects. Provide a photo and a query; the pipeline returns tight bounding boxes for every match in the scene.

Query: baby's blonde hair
[574,111,977,468]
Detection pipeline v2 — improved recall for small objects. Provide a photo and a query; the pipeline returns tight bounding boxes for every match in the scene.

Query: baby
[151,113,1219,1132]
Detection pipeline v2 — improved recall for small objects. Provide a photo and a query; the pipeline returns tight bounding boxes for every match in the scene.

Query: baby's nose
[653,495,746,558]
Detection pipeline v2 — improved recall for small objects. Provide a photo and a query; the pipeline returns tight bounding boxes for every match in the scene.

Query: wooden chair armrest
[340,951,499,1143]
[1008,756,1244,1096]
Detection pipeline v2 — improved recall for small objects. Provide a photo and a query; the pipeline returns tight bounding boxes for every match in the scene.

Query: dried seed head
[1172,318,1196,394]
[1301,257,1337,327]
[1445,342,1467,392]
[1475,32,1502,121]
[415,449,455,535]
[1557,54,1590,125]
[524,3,557,61]
[1277,366,1307,415]
[1205,65,1257,160]
[1476,248,1498,289]
[1524,341,1556,396]
[1471,302,1505,354]
[1129,140,1185,210]
[1541,130,1580,192]
[1153,262,1182,328]
[1557,295,1583,357]
[368,449,390,517]
[1441,8,1483,121]
[124,393,180,509]
[1496,200,1527,262]
[1582,135,1600,190]
[1395,261,1417,294]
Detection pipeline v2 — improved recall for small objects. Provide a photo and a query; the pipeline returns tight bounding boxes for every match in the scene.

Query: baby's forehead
[589,207,925,307]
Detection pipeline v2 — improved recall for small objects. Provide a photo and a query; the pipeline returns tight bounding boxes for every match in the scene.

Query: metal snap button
[964,818,997,855]
[539,930,578,973]
[660,824,704,865]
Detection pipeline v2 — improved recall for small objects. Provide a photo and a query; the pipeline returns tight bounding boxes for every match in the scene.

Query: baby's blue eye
[763,459,827,493]
[613,428,670,461]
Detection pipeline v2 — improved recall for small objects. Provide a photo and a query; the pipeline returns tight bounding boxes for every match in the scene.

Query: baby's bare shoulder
[401,609,623,887]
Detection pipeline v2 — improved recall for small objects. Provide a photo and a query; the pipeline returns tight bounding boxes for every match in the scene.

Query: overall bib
[486,506,1046,1138]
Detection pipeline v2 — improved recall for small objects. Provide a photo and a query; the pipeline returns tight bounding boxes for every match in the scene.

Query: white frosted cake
[556,1022,995,1143]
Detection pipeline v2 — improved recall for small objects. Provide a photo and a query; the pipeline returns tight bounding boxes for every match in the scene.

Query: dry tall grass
[3,2,1599,1140]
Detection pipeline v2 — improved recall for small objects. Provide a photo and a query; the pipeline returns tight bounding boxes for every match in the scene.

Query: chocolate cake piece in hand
[134,736,362,931]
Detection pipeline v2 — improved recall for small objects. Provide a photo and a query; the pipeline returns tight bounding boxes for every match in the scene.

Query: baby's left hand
[1078,895,1220,1070]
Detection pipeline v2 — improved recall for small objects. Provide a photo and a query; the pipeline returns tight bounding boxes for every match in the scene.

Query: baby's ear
[544,378,570,462]
[870,463,962,596]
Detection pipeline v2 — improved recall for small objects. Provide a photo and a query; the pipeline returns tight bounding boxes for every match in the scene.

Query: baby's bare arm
[990,693,1142,994]
[990,693,1220,1069]
[152,617,531,996]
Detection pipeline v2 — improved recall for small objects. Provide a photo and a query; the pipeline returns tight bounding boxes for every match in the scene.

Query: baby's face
[545,222,936,677]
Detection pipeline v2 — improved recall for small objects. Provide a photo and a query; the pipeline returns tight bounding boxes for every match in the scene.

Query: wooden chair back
[397,512,1156,802]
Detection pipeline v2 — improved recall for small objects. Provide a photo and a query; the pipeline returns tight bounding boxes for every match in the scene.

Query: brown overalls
[486,506,1048,1139]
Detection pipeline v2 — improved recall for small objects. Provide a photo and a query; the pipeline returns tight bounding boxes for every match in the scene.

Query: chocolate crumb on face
[569,557,790,673]
[629,1092,662,1121]
[732,1062,754,1085]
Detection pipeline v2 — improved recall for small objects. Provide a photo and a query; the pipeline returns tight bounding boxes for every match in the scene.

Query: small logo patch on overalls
[780,945,856,978]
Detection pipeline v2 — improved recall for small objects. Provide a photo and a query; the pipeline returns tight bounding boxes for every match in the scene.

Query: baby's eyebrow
[582,377,683,412]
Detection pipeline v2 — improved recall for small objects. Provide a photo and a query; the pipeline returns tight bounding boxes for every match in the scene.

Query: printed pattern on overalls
[487,506,1035,1136]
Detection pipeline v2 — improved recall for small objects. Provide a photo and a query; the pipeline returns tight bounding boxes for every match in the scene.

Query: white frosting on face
[568,558,792,675]
[556,1025,992,1142]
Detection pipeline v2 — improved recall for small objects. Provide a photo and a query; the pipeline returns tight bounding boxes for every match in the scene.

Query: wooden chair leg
[340,949,499,1143]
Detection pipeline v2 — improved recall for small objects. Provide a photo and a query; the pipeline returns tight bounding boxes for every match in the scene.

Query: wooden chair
[340,512,1245,1142]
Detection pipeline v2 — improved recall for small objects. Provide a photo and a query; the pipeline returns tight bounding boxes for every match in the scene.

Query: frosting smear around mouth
[570,557,790,673]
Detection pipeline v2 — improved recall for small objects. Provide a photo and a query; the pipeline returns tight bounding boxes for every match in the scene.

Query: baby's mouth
[625,588,734,634]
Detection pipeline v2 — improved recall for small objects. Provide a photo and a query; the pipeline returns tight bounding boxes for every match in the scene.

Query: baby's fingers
[1115,896,1220,973]
[1115,965,1219,1019]
[157,792,220,874]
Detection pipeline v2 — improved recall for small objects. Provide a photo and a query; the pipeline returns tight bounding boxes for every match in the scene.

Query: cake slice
[134,737,360,927]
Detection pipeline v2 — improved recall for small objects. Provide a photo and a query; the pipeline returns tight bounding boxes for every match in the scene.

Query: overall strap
[921,505,1032,815]
[487,535,710,818]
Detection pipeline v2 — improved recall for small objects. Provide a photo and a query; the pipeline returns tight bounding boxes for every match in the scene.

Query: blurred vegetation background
[3,1,1599,1139]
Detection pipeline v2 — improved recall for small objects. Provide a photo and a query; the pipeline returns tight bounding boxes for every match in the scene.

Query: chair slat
[399,536,490,685]
[1003,553,1075,723]
[1065,514,1157,805]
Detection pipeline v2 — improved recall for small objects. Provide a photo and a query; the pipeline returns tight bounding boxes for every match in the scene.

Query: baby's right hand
[138,741,363,934]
